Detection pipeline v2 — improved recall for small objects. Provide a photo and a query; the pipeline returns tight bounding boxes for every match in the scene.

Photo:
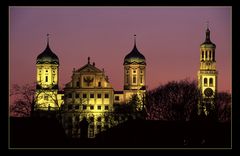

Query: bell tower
[35,34,62,111]
[197,24,218,116]
[123,35,146,110]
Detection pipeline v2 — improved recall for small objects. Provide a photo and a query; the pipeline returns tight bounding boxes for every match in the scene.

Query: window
[90,94,94,98]
[105,116,109,122]
[76,81,80,87]
[133,70,136,73]
[209,51,212,59]
[205,51,208,59]
[105,93,109,98]
[90,117,94,122]
[53,70,55,73]
[97,117,101,122]
[75,93,79,98]
[98,106,101,110]
[83,93,87,98]
[68,105,73,110]
[98,82,101,87]
[140,75,143,83]
[209,78,213,86]
[97,94,101,98]
[204,78,208,86]
[202,51,204,60]
[83,105,87,110]
[105,106,109,110]
[97,125,101,133]
[115,96,119,101]
[68,93,72,98]
[90,105,94,110]
[75,105,79,109]
[61,96,64,100]
[46,70,48,72]
[45,76,48,82]
[133,75,136,83]
[44,95,48,100]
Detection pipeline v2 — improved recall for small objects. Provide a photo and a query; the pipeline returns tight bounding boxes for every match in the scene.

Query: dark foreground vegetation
[10,117,231,149]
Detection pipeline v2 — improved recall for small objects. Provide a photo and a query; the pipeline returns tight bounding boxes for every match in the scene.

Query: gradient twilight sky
[9,7,231,92]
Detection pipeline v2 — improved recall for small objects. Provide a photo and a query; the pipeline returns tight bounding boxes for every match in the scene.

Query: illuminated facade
[35,36,64,111]
[197,27,218,116]
[61,35,146,138]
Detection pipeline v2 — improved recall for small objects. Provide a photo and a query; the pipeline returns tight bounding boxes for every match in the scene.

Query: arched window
[205,51,208,59]
[202,51,204,60]
[133,75,136,83]
[204,78,207,86]
[209,78,213,86]
[209,51,212,59]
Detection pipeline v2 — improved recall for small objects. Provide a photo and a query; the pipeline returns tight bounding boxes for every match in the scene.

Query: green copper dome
[200,28,216,48]
[36,42,59,64]
[124,35,146,65]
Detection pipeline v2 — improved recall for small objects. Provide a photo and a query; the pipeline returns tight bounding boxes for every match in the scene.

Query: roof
[36,43,59,64]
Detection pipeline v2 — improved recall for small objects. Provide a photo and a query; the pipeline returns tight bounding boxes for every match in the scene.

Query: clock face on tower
[204,88,213,97]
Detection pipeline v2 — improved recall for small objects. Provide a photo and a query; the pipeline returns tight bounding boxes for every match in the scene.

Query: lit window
[115,96,119,101]
[105,93,109,98]
[133,75,136,83]
[90,105,94,110]
[105,106,109,110]
[204,78,208,86]
[98,106,101,110]
[44,95,48,100]
[209,78,213,86]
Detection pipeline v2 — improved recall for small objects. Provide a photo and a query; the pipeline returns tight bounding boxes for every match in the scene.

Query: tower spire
[134,34,136,48]
[47,33,50,47]
[205,21,211,42]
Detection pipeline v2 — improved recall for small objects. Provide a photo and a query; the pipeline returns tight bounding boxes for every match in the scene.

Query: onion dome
[124,35,146,65]
[36,34,59,64]
[200,26,216,48]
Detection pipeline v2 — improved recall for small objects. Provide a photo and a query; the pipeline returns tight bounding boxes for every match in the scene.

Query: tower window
[205,51,208,59]
[202,51,204,60]
[126,76,129,84]
[133,70,136,73]
[209,78,213,86]
[46,70,48,72]
[204,78,208,86]
[133,75,136,83]
[140,75,143,83]
[45,76,48,82]
[209,51,212,59]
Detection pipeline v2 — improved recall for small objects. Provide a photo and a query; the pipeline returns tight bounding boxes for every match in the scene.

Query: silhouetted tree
[10,83,37,117]
[216,92,231,122]
[145,79,200,121]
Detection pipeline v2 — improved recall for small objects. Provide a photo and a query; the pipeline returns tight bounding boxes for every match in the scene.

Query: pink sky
[9,7,231,93]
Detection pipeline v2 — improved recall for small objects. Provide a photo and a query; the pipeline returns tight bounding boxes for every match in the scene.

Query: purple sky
[10,7,231,93]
